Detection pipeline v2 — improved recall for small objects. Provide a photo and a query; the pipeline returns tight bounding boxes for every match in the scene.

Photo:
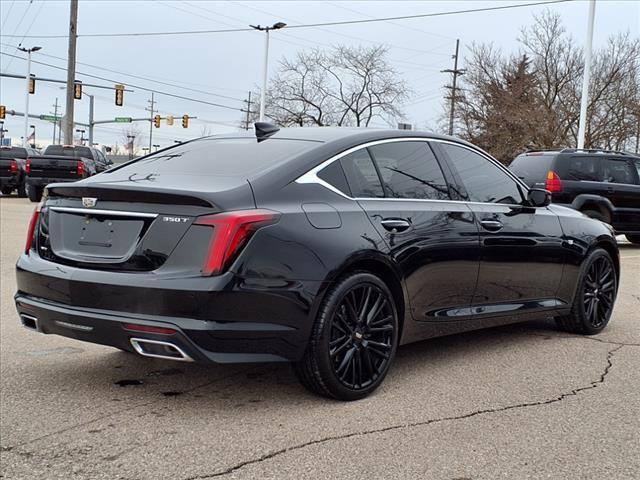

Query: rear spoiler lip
[46,183,217,208]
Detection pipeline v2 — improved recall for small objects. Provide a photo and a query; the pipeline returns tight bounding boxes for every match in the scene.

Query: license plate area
[49,211,146,262]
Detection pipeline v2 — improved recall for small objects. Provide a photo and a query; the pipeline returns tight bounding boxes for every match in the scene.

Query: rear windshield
[112,137,318,177]
[0,148,27,159]
[44,146,93,158]
[509,154,555,183]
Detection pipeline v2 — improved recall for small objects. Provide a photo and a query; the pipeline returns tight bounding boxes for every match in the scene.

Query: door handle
[380,218,411,233]
[480,219,503,232]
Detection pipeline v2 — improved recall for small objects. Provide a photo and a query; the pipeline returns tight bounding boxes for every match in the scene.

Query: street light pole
[88,93,94,145]
[577,0,596,149]
[18,46,41,147]
[250,22,286,122]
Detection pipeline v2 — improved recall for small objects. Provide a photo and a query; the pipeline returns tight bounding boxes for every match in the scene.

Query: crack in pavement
[5,366,263,451]
[184,344,625,480]
[524,331,640,347]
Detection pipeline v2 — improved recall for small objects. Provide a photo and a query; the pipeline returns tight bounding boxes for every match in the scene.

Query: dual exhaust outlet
[19,313,193,362]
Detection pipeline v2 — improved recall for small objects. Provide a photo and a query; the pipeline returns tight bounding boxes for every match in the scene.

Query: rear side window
[340,149,384,197]
[556,156,600,181]
[368,142,449,200]
[603,158,637,185]
[317,160,351,196]
[508,154,555,185]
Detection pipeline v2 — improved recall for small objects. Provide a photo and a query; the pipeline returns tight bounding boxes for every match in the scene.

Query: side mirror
[527,188,551,207]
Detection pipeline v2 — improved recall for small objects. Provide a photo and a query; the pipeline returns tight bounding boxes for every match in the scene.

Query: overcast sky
[0,0,638,149]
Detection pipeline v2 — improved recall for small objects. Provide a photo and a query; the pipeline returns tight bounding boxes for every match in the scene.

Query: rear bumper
[15,254,324,363]
[0,175,21,188]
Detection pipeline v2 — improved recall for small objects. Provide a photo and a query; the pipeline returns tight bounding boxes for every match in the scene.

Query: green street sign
[114,117,132,123]
[40,114,61,122]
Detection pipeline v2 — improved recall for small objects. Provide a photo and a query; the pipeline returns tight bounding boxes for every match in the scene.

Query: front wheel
[626,234,640,245]
[294,272,399,400]
[555,248,617,335]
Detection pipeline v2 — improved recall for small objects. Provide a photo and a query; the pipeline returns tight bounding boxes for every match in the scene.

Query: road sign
[40,114,61,122]
[115,117,132,123]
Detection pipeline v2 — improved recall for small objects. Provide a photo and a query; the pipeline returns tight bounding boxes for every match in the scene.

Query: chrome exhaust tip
[20,314,39,331]
[129,338,193,362]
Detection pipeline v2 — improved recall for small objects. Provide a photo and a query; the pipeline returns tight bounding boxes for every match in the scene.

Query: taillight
[545,171,562,193]
[24,203,42,254]
[76,160,85,177]
[25,158,31,174]
[10,159,18,173]
[194,209,280,276]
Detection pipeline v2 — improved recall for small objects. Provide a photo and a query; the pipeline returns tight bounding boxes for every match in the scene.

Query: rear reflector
[24,203,42,254]
[122,323,177,335]
[10,159,18,173]
[545,171,562,193]
[77,160,85,177]
[194,209,280,276]
[25,158,31,174]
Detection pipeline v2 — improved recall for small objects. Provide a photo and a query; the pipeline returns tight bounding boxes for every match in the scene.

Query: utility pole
[577,0,596,149]
[244,91,252,130]
[146,92,155,151]
[51,97,59,144]
[442,39,465,136]
[63,0,79,145]
[88,93,94,145]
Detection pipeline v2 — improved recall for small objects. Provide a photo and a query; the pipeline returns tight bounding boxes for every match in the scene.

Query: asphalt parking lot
[1,196,639,480]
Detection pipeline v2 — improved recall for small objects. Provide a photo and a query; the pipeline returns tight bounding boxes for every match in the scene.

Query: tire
[626,234,640,245]
[555,248,617,335]
[294,272,399,401]
[581,209,609,224]
[1,186,12,195]
[27,184,42,203]
[17,181,27,198]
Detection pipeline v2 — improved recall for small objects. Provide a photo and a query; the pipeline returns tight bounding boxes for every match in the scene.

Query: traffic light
[115,84,124,106]
[28,75,35,94]
[166,115,174,126]
[0,105,5,120]
[153,115,161,128]
[182,115,189,128]
[73,81,82,100]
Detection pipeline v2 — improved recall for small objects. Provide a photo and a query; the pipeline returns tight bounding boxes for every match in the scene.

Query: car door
[600,156,640,232]
[339,140,480,321]
[434,141,565,314]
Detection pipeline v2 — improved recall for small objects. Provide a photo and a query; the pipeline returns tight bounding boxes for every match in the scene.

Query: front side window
[368,142,449,200]
[439,143,522,204]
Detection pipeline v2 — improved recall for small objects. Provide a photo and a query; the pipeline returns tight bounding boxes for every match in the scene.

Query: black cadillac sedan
[15,125,620,400]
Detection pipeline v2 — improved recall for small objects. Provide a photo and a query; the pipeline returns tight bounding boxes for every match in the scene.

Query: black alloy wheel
[556,248,617,335]
[294,272,399,400]
[329,283,395,389]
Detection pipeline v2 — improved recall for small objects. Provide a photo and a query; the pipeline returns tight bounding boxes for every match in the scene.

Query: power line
[0,1,574,38]
[0,51,243,112]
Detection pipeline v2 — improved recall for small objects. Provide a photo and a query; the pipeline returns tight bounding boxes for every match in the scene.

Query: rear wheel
[294,272,399,400]
[626,234,640,245]
[1,187,12,195]
[555,248,617,335]
[27,184,42,203]
[17,182,27,198]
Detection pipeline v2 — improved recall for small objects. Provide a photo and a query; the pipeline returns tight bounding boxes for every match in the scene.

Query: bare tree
[247,45,409,128]
[455,10,640,161]
[200,124,213,137]
[120,125,143,155]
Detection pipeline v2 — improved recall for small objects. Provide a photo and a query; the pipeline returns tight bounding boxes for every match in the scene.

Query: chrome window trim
[295,137,529,206]
[50,207,158,218]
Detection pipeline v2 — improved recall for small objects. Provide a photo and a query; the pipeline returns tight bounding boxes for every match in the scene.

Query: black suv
[510,148,640,244]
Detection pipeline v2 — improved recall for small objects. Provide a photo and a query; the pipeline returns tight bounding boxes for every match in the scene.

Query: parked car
[509,148,640,244]
[0,146,39,197]
[16,126,620,400]
[25,145,113,202]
